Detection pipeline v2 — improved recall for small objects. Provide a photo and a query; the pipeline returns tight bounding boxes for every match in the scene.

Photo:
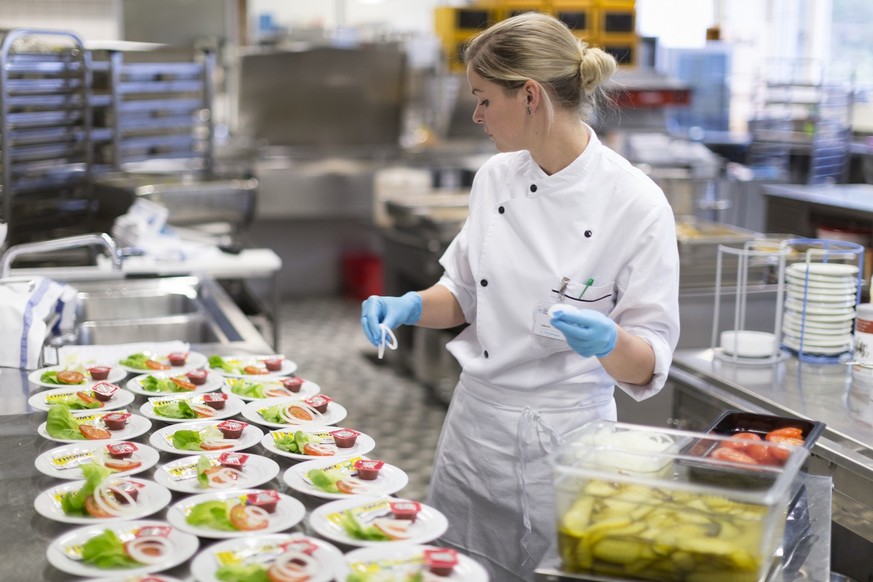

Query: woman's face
[467,68,527,152]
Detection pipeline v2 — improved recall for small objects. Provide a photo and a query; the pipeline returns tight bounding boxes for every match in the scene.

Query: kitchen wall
[0,0,118,40]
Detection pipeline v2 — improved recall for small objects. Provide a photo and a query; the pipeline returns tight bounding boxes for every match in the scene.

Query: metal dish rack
[90,46,215,174]
[0,29,94,245]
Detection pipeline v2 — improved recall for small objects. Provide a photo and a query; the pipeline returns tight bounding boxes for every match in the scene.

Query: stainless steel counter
[669,348,873,580]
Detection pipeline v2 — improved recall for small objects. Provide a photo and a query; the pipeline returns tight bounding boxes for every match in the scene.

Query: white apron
[426,373,617,581]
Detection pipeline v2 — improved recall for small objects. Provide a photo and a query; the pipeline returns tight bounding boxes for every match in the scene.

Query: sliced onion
[192,404,217,418]
[125,536,172,565]
[242,505,270,528]
[280,402,323,423]
[93,481,139,517]
[269,550,319,581]
[207,467,244,488]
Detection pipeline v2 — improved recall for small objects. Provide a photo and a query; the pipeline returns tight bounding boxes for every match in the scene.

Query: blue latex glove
[360,291,423,347]
[550,307,618,358]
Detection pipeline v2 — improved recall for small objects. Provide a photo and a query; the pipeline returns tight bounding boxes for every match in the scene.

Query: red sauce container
[218,452,249,469]
[185,369,208,385]
[390,500,421,521]
[304,395,332,414]
[279,376,305,393]
[354,459,384,480]
[263,356,284,372]
[203,392,228,410]
[246,490,280,513]
[217,420,247,439]
[330,429,360,448]
[91,381,119,402]
[102,412,131,431]
[280,538,319,556]
[167,352,189,366]
[424,548,458,576]
[106,442,138,459]
[87,366,111,381]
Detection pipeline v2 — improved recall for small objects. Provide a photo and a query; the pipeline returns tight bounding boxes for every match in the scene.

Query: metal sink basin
[55,276,270,351]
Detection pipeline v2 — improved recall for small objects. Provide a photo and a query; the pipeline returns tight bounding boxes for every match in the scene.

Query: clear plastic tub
[550,420,809,582]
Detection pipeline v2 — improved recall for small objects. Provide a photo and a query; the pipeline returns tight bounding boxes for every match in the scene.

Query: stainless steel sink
[53,276,270,351]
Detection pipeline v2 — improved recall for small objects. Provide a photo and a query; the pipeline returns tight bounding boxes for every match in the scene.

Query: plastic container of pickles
[550,420,808,582]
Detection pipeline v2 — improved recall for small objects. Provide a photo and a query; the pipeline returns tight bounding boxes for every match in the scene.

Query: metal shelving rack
[0,29,94,245]
[89,47,215,175]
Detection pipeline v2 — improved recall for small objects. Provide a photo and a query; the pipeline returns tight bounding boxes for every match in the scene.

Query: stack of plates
[782,262,859,356]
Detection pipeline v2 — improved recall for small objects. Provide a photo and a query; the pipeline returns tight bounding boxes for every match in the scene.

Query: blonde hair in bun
[464,11,617,122]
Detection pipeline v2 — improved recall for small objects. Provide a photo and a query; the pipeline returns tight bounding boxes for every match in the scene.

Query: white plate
[166,488,305,539]
[786,289,857,305]
[189,533,342,582]
[783,310,856,325]
[719,330,776,358]
[784,300,855,316]
[117,350,208,375]
[139,394,245,423]
[220,377,320,401]
[149,420,263,455]
[35,478,172,524]
[46,519,198,578]
[339,544,489,582]
[787,262,860,277]
[782,321,852,336]
[261,426,376,461]
[284,457,408,500]
[782,331,853,348]
[88,576,185,582]
[28,386,135,412]
[241,396,347,429]
[783,337,851,355]
[207,354,298,378]
[28,365,128,389]
[126,371,224,396]
[309,497,448,548]
[35,441,160,480]
[785,273,858,291]
[154,452,281,494]
[37,411,152,444]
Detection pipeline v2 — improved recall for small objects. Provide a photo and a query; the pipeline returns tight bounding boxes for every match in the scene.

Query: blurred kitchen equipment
[0,232,123,278]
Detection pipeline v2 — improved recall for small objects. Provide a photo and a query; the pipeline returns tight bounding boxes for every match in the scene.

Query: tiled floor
[277,295,449,502]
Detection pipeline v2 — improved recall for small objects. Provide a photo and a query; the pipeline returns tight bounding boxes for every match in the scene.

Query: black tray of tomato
[680,410,826,492]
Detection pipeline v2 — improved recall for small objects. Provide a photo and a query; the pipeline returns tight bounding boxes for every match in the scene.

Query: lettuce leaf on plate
[172,429,205,451]
[81,529,141,569]
[60,462,113,516]
[119,353,150,370]
[208,355,236,374]
[273,430,314,454]
[215,563,271,582]
[196,455,213,488]
[152,399,197,419]
[339,510,393,541]
[228,379,267,398]
[46,403,85,440]
[185,500,236,531]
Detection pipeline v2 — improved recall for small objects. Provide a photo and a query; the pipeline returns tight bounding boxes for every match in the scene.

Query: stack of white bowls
[782,261,859,356]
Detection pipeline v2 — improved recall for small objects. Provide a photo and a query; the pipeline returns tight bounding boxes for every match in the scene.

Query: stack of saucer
[782,262,859,356]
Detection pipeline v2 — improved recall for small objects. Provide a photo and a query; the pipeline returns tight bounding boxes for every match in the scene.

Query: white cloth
[0,277,79,370]
[429,125,681,579]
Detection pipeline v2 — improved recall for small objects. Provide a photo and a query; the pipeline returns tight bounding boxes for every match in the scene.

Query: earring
[527,106,532,115]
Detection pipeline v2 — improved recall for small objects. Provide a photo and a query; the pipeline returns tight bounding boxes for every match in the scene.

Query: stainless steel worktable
[668,348,873,580]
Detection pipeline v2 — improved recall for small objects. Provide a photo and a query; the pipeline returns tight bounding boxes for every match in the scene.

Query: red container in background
[341,251,384,301]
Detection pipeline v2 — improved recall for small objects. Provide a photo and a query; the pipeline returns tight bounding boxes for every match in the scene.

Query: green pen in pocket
[578,277,595,299]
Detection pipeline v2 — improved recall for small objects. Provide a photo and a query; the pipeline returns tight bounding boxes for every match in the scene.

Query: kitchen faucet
[0,232,124,278]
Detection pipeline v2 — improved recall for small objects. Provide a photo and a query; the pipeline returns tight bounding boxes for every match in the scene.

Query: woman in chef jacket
[361,12,680,582]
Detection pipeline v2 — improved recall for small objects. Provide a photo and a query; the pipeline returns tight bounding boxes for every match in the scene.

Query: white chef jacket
[428,125,681,581]
[437,124,680,403]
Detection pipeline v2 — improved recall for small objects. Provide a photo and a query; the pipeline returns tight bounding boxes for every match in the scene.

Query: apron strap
[516,406,562,570]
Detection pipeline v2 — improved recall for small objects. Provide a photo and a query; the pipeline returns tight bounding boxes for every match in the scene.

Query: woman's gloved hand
[549,305,617,358]
[360,291,423,347]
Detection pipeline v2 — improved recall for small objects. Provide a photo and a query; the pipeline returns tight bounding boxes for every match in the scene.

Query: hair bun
[579,45,617,95]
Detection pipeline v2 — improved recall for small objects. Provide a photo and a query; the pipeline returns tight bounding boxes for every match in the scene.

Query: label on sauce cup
[855,304,873,366]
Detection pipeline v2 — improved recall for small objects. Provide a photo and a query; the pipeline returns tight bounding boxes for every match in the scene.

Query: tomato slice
[84,495,114,518]
[229,504,269,531]
[265,387,292,398]
[336,479,361,494]
[79,424,112,440]
[104,458,143,472]
[303,443,335,456]
[745,442,778,465]
[243,365,267,375]
[200,441,234,450]
[203,465,240,484]
[76,391,102,406]
[720,432,761,449]
[767,427,804,439]
[145,359,171,370]
[710,446,758,465]
[170,377,197,391]
[765,435,804,462]
[57,371,85,385]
